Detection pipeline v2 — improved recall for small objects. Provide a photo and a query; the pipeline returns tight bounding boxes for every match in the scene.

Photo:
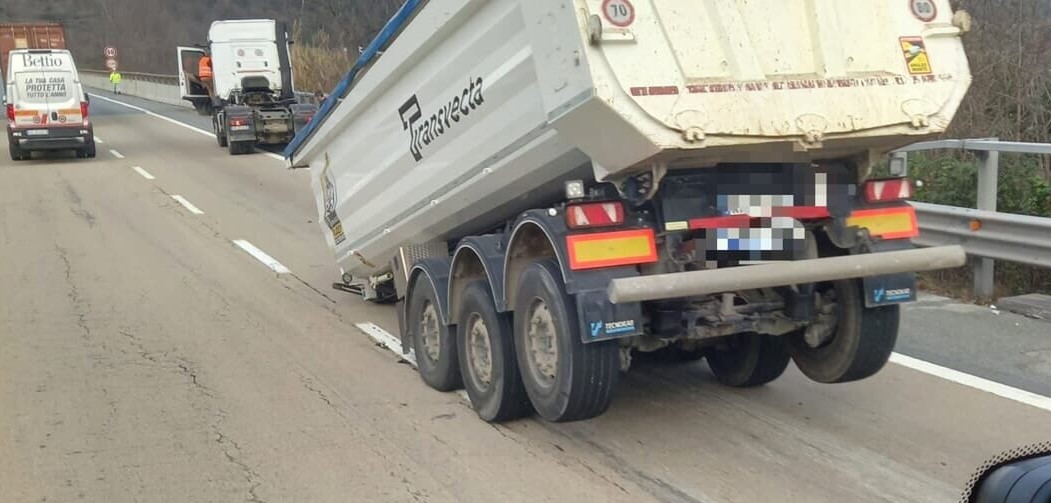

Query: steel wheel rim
[466,313,494,390]
[525,298,559,387]
[420,301,441,362]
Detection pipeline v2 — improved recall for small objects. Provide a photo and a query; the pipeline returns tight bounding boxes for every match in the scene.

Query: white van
[4,49,94,160]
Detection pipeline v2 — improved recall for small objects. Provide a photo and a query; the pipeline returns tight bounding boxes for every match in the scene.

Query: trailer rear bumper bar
[607,245,966,304]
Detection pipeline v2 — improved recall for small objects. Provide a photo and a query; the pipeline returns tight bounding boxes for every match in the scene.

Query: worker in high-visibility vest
[197,51,214,98]
[109,70,123,95]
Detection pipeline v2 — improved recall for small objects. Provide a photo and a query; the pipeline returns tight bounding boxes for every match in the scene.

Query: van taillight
[6,104,14,122]
[80,102,90,118]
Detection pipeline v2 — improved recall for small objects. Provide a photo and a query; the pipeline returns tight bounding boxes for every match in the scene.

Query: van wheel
[408,275,462,392]
[457,281,532,422]
[707,333,790,387]
[513,259,619,422]
[785,279,899,383]
[77,139,96,159]
[9,141,28,161]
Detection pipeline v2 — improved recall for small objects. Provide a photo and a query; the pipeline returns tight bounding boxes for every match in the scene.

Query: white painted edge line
[353,322,471,402]
[90,92,214,138]
[356,322,1049,413]
[890,353,1051,413]
[93,135,104,144]
[109,149,125,159]
[171,195,204,215]
[232,239,291,274]
[131,166,155,180]
[88,92,289,165]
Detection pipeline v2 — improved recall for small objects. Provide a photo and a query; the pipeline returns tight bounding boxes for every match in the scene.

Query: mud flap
[575,289,643,343]
[859,239,918,308]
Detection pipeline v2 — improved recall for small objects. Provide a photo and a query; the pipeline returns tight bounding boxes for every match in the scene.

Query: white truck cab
[5,49,94,160]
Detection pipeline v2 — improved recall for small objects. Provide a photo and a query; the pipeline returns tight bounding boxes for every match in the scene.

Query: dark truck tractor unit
[177,19,316,156]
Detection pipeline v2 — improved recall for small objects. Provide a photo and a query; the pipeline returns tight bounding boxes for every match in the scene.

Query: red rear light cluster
[229,118,248,127]
[80,101,89,118]
[864,178,913,203]
[6,104,14,122]
[566,201,625,229]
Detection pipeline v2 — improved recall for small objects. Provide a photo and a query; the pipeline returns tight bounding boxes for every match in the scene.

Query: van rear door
[10,51,82,129]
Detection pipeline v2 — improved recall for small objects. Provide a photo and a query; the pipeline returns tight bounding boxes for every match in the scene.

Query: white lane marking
[109,149,125,159]
[94,135,104,144]
[89,92,290,164]
[232,239,291,274]
[354,322,470,402]
[358,323,1050,413]
[171,195,204,215]
[89,93,215,139]
[890,353,1051,413]
[132,166,155,180]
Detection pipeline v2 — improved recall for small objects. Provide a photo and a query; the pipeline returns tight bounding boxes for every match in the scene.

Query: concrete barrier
[81,70,192,109]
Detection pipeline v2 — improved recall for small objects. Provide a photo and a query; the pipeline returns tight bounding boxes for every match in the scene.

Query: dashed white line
[109,149,125,159]
[89,92,289,164]
[93,135,104,144]
[171,195,204,215]
[131,166,155,180]
[889,353,1051,413]
[232,240,291,274]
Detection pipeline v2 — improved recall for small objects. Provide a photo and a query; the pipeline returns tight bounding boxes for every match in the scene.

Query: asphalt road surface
[2,91,1049,503]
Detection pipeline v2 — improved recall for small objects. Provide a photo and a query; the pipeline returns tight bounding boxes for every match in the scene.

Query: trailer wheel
[786,279,899,384]
[408,275,462,392]
[457,281,532,422]
[513,259,619,422]
[706,333,790,387]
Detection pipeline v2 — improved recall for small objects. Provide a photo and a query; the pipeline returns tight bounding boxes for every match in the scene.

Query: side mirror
[963,444,1051,503]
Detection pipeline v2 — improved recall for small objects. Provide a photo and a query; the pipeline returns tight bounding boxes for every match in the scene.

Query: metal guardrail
[896,139,1051,297]
[82,69,179,86]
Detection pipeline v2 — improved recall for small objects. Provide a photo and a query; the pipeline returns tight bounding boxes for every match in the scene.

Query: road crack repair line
[55,245,91,339]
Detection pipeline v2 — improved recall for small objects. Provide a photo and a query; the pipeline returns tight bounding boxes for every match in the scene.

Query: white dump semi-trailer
[286,0,972,423]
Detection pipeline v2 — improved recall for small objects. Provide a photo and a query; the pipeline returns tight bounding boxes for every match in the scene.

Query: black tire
[228,141,252,155]
[706,333,790,387]
[9,141,27,161]
[78,137,96,159]
[513,259,619,422]
[786,279,899,384]
[456,281,532,422]
[408,275,462,392]
[214,115,228,147]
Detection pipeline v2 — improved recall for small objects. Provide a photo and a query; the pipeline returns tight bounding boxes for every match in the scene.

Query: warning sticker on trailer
[602,0,636,28]
[900,37,932,75]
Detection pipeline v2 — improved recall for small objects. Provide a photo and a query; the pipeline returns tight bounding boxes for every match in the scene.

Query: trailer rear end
[288,0,974,423]
[1,23,67,83]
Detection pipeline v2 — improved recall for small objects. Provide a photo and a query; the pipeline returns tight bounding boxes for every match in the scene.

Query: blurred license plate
[26,129,49,136]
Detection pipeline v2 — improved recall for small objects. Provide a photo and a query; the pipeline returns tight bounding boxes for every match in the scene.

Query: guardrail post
[973,147,999,298]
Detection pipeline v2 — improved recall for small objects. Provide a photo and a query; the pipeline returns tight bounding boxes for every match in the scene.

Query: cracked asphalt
[2,93,1050,503]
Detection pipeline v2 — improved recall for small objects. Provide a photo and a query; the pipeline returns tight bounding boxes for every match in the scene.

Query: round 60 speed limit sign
[602,0,636,28]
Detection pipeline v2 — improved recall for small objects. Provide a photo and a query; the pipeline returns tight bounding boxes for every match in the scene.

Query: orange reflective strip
[847,206,918,240]
[566,229,658,270]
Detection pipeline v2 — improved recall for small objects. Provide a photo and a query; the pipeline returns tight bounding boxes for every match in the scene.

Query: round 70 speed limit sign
[909,0,938,22]
[602,0,636,28]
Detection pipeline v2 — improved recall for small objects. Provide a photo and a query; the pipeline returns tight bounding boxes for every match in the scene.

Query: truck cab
[5,49,94,160]
[177,20,315,155]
